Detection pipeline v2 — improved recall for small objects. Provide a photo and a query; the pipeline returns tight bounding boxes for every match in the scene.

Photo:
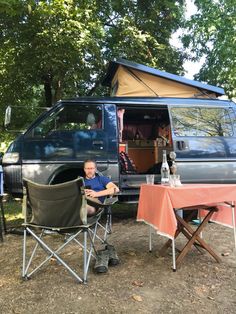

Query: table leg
[199,209,203,238]
[172,239,176,271]
[176,211,221,266]
[231,202,236,250]
[159,210,197,257]
[149,225,152,252]
[181,228,205,255]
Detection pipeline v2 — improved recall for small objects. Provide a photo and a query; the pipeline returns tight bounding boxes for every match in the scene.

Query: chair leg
[103,206,112,242]
[22,228,27,277]
[89,210,110,244]
[91,224,106,243]
[106,206,112,234]
[83,230,87,283]
[24,228,83,283]
[85,229,98,280]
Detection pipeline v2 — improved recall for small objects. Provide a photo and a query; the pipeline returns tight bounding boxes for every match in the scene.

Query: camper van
[3,59,236,200]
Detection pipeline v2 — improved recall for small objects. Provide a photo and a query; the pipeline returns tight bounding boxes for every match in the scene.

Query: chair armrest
[86,196,104,208]
[103,196,118,206]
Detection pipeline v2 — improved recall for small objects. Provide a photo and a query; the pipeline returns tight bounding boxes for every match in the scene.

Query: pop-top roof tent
[102,58,225,98]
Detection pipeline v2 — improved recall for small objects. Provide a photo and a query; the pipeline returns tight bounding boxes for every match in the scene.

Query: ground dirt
[1,206,236,314]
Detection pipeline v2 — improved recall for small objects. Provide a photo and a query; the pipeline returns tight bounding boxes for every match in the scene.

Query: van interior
[118,106,173,176]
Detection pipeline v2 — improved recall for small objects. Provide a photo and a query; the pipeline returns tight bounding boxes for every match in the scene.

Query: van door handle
[176,140,188,150]
[92,140,104,149]
[92,140,103,145]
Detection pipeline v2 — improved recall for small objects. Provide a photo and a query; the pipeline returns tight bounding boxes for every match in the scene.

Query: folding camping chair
[22,177,108,283]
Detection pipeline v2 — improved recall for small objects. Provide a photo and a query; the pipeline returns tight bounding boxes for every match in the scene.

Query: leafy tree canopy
[0,0,184,105]
[182,0,236,98]
[0,0,185,142]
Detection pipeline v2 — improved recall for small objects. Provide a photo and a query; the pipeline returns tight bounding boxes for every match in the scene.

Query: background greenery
[0,0,235,148]
[182,0,236,99]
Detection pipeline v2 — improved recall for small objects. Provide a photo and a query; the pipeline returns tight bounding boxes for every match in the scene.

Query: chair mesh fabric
[25,178,84,228]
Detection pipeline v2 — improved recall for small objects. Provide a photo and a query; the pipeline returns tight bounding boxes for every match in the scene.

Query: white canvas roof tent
[102,58,225,98]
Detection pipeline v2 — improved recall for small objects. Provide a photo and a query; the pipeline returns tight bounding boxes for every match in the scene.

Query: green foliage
[100,0,185,72]
[0,0,185,138]
[2,198,23,230]
[182,0,236,98]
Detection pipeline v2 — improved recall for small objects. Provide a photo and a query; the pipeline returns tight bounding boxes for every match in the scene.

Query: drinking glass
[146,174,154,185]
[169,174,182,187]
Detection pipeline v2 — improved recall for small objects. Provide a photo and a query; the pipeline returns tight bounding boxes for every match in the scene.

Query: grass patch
[2,197,23,228]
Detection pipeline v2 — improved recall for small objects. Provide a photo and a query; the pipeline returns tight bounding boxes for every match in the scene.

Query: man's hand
[84,189,98,198]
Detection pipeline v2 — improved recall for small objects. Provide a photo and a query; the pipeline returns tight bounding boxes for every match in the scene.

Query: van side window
[26,104,102,138]
[170,107,234,137]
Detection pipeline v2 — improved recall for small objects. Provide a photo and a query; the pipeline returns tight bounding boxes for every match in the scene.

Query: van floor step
[119,189,140,195]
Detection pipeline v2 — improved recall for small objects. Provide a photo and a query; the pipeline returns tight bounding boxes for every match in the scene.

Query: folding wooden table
[137,184,236,270]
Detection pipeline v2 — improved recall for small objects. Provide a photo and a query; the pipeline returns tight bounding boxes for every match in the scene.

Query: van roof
[102,58,225,97]
[62,96,233,107]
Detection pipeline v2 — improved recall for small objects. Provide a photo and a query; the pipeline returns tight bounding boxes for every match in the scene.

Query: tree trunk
[53,79,62,104]
[43,73,53,107]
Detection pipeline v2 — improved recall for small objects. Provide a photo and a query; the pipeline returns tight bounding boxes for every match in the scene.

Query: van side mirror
[4,106,12,127]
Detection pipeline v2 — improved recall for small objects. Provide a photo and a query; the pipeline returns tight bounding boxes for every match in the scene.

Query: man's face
[84,162,96,179]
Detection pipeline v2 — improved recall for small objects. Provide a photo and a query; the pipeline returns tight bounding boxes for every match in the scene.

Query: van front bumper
[2,164,22,196]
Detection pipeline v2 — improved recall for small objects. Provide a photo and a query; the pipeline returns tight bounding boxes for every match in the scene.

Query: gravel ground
[0,214,236,314]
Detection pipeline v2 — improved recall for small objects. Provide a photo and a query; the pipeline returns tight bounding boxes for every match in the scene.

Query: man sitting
[83,159,120,273]
[83,159,119,215]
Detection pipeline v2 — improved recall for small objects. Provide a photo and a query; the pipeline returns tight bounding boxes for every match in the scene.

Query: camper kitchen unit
[3,59,236,201]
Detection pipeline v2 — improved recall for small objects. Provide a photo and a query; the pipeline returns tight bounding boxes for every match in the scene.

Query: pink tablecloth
[137,184,236,239]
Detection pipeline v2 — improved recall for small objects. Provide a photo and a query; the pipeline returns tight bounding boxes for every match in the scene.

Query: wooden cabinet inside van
[127,140,157,173]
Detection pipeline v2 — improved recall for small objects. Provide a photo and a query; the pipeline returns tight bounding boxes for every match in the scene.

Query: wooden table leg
[181,228,205,255]
[176,211,221,266]
[159,210,197,256]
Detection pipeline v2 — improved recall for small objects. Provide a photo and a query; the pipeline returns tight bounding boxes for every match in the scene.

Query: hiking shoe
[94,249,109,273]
[106,244,120,266]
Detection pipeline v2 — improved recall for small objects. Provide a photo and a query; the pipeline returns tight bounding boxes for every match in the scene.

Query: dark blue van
[3,60,236,200]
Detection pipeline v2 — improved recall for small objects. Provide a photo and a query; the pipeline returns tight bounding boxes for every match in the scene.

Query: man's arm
[85,182,119,198]
[106,182,120,194]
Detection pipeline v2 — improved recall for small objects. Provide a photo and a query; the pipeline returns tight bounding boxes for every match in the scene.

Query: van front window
[26,104,102,138]
[170,107,234,137]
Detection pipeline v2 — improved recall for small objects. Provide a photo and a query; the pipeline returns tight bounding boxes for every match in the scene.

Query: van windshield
[170,107,234,137]
[26,103,102,138]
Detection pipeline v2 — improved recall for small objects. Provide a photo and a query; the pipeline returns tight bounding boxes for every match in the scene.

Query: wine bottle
[161,150,170,185]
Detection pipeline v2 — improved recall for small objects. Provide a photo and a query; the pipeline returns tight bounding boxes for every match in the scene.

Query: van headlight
[2,152,20,164]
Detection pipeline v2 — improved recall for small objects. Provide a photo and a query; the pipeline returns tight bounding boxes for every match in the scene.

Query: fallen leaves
[132,294,143,302]
[131,280,144,302]
[66,252,73,256]
[127,251,136,256]
[132,280,144,287]
[194,285,209,297]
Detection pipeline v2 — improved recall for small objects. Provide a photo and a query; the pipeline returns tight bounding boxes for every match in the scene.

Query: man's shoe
[106,244,120,266]
[94,249,109,273]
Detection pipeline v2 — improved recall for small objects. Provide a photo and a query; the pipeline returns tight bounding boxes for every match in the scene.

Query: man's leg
[87,204,96,216]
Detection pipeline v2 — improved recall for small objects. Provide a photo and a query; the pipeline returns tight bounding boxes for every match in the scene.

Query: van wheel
[49,169,84,185]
